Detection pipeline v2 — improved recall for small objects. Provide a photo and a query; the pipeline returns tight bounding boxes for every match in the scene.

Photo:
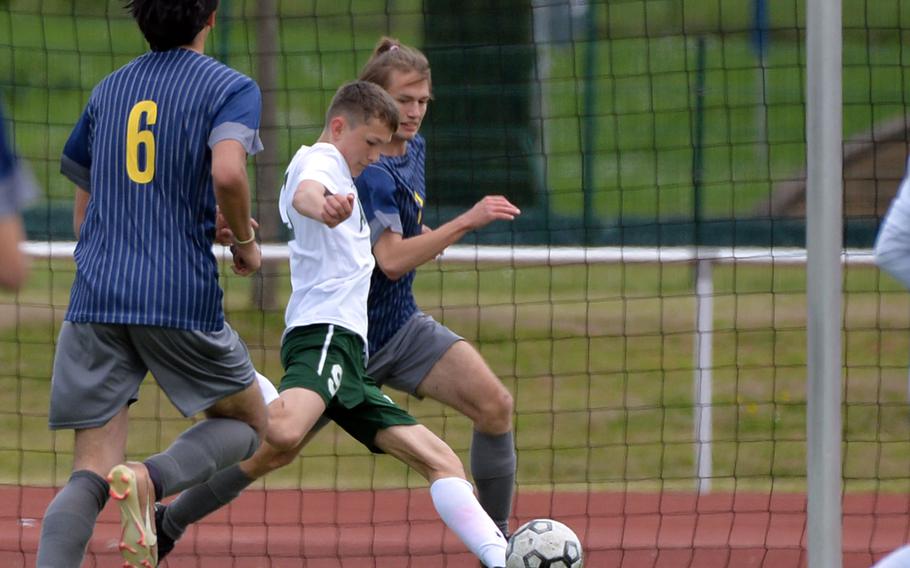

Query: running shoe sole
[107,463,157,568]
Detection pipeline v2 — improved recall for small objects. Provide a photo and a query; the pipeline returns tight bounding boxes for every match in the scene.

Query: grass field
[1,0,908,495]
[2,0,910,228]
[2,255,909,493]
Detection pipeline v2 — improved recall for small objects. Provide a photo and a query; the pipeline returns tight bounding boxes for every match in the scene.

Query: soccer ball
[505,518,583,568]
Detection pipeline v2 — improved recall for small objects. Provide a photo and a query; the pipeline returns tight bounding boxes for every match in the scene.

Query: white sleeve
[873,545,910,568]
[279,147,307,227]
[875,168,910,290]
[296,150,344,195]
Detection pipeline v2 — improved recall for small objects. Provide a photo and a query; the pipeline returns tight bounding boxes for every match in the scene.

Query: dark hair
[327,81,400,133]
[358,36,431,92]
[125,0,219,51]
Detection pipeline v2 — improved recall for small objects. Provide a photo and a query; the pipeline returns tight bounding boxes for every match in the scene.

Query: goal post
[806,0,844,567]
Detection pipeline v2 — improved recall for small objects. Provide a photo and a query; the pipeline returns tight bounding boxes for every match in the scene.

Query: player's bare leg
[239,407,327,479]
[71,405,132,476]
[83,379,263,567]
[156,387,326,559]
[415,340,515,535]
[417,341,513,434]
[374,423,463,480]
[37,406,130,568]
[99,384,267,568]
[204,380,270,441]
[260,387,326,451]
[376,424,507,567]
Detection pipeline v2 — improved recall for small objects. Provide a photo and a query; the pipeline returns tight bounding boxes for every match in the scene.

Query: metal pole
[691,36,712,493]
[806,0,843,566]
[695,258,714,493]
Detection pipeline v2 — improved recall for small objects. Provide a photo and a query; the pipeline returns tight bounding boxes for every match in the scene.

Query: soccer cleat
[107,463,158,568]
[154,503,176,561]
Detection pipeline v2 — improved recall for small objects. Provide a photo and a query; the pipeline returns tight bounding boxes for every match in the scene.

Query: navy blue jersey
[356,134,427,354]
[0,100,37,218]
[61,49,262,331]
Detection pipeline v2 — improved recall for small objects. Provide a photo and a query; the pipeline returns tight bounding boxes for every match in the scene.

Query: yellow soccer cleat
[107,463,158,568]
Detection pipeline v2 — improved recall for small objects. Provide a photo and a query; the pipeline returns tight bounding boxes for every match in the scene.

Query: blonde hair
[358,36,431,92]
[326,80,400,132]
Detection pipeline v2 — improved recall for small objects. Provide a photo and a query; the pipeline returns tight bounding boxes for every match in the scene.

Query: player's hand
[322,193,355,228]
[215,207,260,245]
[230,241,261,276]
[462,195,521,230]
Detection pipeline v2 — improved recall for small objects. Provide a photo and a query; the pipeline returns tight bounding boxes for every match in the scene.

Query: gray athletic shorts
[49,321,256,430]
[366,312,462,397]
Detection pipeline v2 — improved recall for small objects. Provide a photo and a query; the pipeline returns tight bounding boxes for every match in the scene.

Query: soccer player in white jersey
[37,1,269,566]
[154,81,509,567]
[874,546,910,568]
[873,158,910,568]
[356,38,521,541]
[158,39,521,567]
[876,157,910,291]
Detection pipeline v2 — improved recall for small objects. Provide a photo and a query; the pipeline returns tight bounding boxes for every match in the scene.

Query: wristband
[234,230,256,245]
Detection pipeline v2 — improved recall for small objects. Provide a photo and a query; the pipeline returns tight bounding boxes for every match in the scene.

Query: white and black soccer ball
[505,518,583,568]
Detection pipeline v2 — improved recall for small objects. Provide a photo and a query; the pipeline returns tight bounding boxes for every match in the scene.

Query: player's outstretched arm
[291,180,354,228]
[212,139,260,276]
[373,195,520,281]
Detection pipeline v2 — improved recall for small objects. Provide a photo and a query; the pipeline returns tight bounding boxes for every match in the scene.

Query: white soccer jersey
[875,156,910,289]
[278,143,374,345]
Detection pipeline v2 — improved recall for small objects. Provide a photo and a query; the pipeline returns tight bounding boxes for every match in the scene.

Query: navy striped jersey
[356,134,427,354]
[0,100,37,217]
[61,48,262,331]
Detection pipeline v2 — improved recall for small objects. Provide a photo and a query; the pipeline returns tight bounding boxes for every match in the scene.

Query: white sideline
[21,241,876,266]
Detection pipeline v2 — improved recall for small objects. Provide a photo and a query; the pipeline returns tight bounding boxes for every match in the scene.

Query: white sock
[430,477,507,567]
[875,545,910,568]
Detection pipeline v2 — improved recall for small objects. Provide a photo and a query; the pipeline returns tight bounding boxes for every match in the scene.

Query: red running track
[1,486,907,567]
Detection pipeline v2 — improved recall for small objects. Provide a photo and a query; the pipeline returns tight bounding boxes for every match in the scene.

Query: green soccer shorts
[279,324,417,453]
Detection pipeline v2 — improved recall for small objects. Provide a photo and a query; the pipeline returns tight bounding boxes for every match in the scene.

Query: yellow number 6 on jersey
[126,100,157,184]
